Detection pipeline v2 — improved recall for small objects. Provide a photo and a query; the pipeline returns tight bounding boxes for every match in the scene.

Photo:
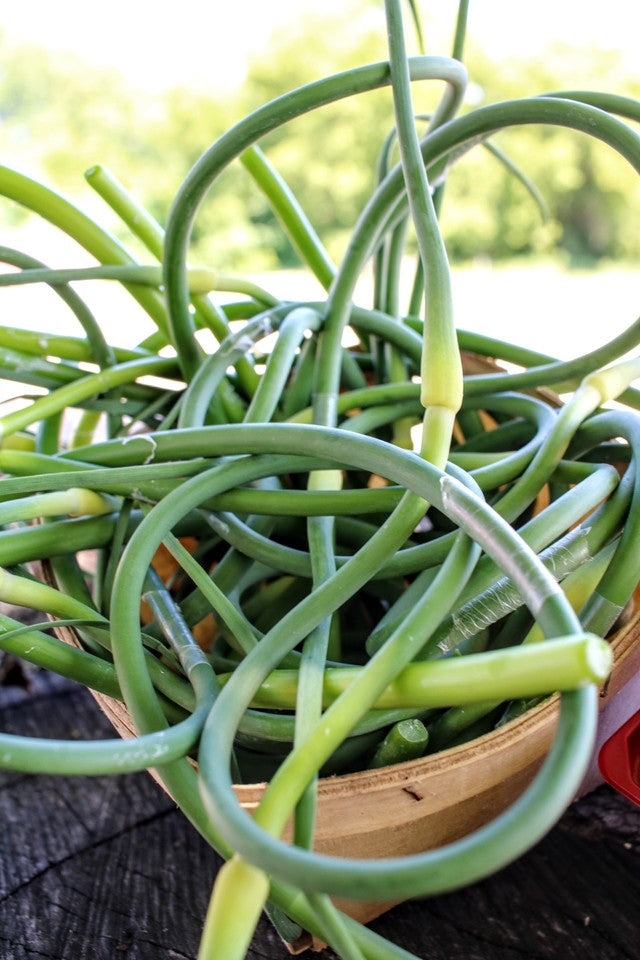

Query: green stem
[84,163,259,400]
[0,165,168,335]
[228,634,610,711]
[385,0,462,415]
[240,145,335,290]
[163,56,467,377]
[0,355,177,440]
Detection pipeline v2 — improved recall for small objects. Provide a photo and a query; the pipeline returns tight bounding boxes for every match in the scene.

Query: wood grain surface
[1,668,638,960]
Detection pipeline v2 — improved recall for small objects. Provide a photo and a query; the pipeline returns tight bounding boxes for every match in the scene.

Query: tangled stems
[162,55,468,377]
[0,670,211,775]
[0,404,597,589]
[165,52,465,947]
[98,422,597,956]
[0,355,179,441]
[271,96,640,412]
[485,358,640,526]
[288,7,468,902]
[0,451,407,516]
[0,166,169,335]
[105,434,452,952]
[0,614,123,697]
[2,4,640,958]
[106,425,479,731]
[195,473,596,900]
[179,306,320,430]
[569,410,640,627]
[0,579,217,775]
[333,98,640,379]
[0,247,116,370]
[85,163,259,402]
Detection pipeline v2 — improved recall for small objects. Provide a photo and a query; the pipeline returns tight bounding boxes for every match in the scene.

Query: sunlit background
[1,0,639,356]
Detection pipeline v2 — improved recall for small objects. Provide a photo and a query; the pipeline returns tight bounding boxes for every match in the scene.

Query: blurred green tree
[0,19,638,272]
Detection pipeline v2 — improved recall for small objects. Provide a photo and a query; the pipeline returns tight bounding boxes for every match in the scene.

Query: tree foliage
[1,18,638,271]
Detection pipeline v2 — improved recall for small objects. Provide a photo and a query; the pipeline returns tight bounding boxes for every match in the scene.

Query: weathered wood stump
[1,670,638,959]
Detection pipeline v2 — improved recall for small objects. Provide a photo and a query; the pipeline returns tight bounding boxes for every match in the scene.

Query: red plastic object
[598,708,640,807]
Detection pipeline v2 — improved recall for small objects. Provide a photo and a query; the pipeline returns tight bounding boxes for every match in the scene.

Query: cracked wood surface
[0,671,639,960]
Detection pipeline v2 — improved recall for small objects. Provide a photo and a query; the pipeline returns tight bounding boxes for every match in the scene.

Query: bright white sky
[4,1,639,93]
